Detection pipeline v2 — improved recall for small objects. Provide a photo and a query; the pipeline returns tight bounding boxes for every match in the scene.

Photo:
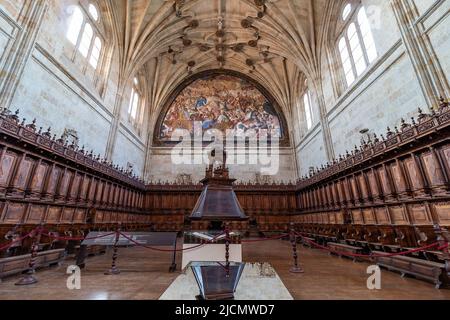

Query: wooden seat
[0,249,66,282]
[374,251,450,288]
[328,242,363,262]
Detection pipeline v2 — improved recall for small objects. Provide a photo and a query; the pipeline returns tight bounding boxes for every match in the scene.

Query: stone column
[0,0,49,110]
[390,0,450,109]
[312,79,335,162]
[105,88,125,160]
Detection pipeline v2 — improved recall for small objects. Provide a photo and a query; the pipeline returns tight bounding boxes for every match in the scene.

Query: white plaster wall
[146,147,297,184]
[112,127,146,175]
[11,51,112,153]
[328,49,425,157]
[295,127,327,177]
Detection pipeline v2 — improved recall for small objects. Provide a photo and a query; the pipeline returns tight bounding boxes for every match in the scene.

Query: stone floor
[0,239,449,300]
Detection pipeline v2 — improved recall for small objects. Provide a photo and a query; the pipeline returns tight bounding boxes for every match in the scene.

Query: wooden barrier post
[105,223,121,275]
[15,225,43,285]
[289,223,304,274]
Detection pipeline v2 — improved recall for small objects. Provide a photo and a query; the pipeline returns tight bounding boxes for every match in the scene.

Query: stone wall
[146,147,297,184]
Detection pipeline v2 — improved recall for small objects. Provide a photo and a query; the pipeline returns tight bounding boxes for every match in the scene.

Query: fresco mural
[160,75,282,140]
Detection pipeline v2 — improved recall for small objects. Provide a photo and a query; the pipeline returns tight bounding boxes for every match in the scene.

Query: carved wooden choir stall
[0,97,449,288]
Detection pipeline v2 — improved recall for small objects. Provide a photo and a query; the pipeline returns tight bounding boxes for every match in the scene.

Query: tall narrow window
[88,4,99,21]
[347,23,366,76]
[342,4,352,20]
[89,37,102,69]
[304,91,313,130]
[358,7,377,63]
[128,78,141,121]
[67,7,84,45]
[337,4,378,88]
[339,38,355,86]
[79,23,93,57]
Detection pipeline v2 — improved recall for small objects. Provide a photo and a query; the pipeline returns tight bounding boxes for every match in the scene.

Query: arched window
[337,5,378,87]
[358,7,377,63]
[79,23,93,57]
[66,4,104,71]
[88,4,99,21]
[304,91,313,130]
[128,78,143,128]
[347,23,366,76]
[66,7,84,45]
[342,3,352,20]
[89,37,102,68]
[339,38,355,86]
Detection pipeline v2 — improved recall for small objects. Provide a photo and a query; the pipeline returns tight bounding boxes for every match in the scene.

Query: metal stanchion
[16,225,43,285]
[105,223,121,275]
[289,223,304,274]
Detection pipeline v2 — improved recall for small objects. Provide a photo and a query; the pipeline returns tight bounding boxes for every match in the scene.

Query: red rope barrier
[0,229,36,252]
[295,231,441,258]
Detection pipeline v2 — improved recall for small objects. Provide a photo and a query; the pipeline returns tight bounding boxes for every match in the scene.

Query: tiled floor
[0,239,449,300]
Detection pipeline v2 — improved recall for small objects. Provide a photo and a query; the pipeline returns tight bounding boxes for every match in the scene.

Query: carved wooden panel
[12,156,33,191]
[46,206,62,224]
[350,176,359,201]
[0,151,17,190]
[390,162,406,193]
[432,202,450,226]
[79,175,90,201]
[374,207,390,225]
[377,166,392,196]
[421,152,445,188]
[87,178,97,202]
[351,209,364,225]
[389,206,409,225]
[1,202,25,224]
[329,212,336,224]
[61,207,75,223]
[46,166,62,196]
[104,183,111,205]
[403,157,422,191]
[94,211,104,223]
[29,162,48,194]
[364,208,377,225]
[25,205,46,224]
[336,211,344,224]
[358,174,369,200]
[57,170,73,199]
[69,173,82,200]
[73,208,86,223]
[440,145,450,173]
[95,180,104,203]
[408,204,433,225]
[366,170,379,198]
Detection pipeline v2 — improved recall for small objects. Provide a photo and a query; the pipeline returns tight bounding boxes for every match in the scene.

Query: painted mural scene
[160,75,282,140]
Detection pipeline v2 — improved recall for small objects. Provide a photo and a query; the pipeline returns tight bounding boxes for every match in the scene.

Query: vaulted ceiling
[103,0,345,137]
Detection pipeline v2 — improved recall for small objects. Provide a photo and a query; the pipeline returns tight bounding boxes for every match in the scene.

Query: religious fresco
[159,75,282,140]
